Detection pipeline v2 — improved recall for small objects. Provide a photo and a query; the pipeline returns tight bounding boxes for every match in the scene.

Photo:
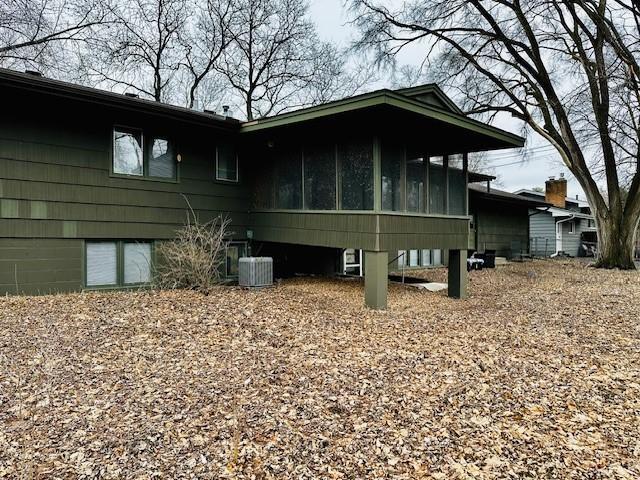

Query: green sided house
[0,68,524,308]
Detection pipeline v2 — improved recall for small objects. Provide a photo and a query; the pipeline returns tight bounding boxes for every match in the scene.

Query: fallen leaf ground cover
[0,259,639,479]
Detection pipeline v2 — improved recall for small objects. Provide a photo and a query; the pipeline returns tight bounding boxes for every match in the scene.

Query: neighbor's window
[86,242,118,286]
[339,139,373,210]
[113,128,143,176]
[304,143,336,210]
[148,137,175,179]
[381,142,404,211]
[86,241,153,287]
[216,144,238,182]
[568,221,575,234]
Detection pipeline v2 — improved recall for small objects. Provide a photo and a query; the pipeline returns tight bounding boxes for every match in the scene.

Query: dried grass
[0,259,639,478]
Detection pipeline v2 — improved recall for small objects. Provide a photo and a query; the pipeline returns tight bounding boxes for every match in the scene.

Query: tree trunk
[593,208,637,269]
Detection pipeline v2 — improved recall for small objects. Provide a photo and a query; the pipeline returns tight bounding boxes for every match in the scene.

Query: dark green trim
[240,90,525,149]
[395,84,465,114]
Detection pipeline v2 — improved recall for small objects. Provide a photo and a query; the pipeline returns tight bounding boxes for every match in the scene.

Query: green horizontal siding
[472,200,529,257]
[0,238,82,295]
[249,211,470,251]
[0,94,249,242]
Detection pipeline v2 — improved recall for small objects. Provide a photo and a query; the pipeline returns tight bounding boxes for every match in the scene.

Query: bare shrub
[155,198,232,292]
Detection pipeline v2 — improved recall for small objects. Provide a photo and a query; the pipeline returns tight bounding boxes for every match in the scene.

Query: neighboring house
[515,175,596,257]
[468,183,549,258]
[0,68,524,308]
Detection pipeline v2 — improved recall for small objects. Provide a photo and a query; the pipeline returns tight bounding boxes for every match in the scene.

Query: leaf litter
[0,259,638,478]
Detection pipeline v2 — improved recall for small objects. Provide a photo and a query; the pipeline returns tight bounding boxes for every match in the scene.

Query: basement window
[85,241,153,288]
[226,242,247,277]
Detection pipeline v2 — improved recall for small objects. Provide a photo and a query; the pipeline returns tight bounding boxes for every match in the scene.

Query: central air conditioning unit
[239,257,273,287]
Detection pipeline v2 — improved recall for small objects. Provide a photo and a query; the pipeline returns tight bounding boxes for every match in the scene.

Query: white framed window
[568,221,575,234]
[397,250,407,267]
[216,144,238,182]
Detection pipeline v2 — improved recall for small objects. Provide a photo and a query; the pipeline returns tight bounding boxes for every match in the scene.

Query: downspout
[552,215,575,256]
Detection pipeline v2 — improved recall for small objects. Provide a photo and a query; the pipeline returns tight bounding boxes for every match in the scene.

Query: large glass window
[113,128,143,176]
[406,157,426,212]
[149,138,175,179]
[304,144,336,210]
[429,157,446,214]
[274,148,302,209]
[339,140,373,210]
[216,144,238,182]
[382,143,404,211]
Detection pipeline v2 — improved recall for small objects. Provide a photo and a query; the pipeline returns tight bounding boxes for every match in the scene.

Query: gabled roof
[394,84,464,114]
[0,68,239,130]
[241,89,525,150]
[470,184,550,207]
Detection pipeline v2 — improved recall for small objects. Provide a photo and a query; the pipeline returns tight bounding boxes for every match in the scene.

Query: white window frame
[216,145,239,182]
[568,221,575,234]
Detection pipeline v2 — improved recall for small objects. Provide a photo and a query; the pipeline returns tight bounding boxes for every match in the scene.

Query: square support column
[448,249,468,299]
[364,250,388,309]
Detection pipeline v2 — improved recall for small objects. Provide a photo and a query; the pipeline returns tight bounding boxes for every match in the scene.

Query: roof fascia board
[395,84,464,114]
[241,90,525,148]
[0,68,237,131]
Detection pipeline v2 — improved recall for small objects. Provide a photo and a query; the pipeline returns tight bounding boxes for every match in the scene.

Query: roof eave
[241,90,525,150]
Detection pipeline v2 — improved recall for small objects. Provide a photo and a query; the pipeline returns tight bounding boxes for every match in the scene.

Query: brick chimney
[545,174,567,208]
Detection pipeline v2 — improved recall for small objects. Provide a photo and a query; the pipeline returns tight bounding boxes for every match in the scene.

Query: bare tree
[351,0,640,269]
[179,0,235,109]
[0,0,111,71]
[81,0,186,101]
[214,0,357,120]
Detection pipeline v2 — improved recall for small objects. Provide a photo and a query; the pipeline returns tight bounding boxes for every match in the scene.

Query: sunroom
[240,87,523,308]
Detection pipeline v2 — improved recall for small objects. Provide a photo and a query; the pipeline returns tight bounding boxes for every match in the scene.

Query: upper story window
[112,127,177,180]
[113,128,143,176]
[216,144,238,182]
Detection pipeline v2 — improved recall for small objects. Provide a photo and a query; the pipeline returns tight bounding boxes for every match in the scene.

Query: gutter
[551,215,576,256]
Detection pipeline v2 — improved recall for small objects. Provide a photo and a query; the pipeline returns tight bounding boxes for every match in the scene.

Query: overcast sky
[308,0,585,200]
